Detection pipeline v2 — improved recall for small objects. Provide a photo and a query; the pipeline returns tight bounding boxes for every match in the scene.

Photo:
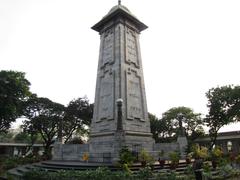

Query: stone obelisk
[89,3,153,162]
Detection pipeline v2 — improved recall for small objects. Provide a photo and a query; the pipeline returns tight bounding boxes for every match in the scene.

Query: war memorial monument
[53,1,186,163]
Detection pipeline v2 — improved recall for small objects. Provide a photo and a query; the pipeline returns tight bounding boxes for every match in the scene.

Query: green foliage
[118,146,135,173]
[137,166,153,179]
[22,95,65,157]
[155,170,181,180]
[191,144,208,159]
[14,131,31,143]
[235,154,240,164]
[169,151,180,170]
[202,161,211,172]
[63,97,93,143]
[205,85,240,148]
[0,155,42,175]
[184,164,194,176]
[211,146,223,159]
[150,107,204,145]
[202,163,240,179]
[158,150,164,157]
[0,132,14,142]
[21,166,240,180]
[169,151,180,164]
[66,136,85,144]
[139,149,154,166]
[149,113,170,142]
[161,107,204,139]
[0,70,31,132]
[23,167,134,180]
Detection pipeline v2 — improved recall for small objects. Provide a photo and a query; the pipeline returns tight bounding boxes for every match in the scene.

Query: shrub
[191,144,208,159]
[235,154,240,164]
[137,166,153,179]
[211,146,223,159]
[118,146,135,173]
[22,168,136,180]
[169,151,180,169]
[138,149,154,166]
[155,170,178,180]
[119,146,135,165]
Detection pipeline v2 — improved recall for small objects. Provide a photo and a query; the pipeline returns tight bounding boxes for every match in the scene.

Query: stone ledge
[125,131,153,137]
[90,132,115,137]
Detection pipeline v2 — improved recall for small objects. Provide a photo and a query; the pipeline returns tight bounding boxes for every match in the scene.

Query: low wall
[53,143,89,161]
[53,142,181,162]
[153,143,179,159]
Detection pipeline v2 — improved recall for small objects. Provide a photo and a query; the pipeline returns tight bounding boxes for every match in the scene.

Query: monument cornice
[92,6,147,33]
[90,131,152,138]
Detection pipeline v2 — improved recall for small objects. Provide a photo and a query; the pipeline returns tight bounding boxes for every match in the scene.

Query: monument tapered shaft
[89,4,153,162]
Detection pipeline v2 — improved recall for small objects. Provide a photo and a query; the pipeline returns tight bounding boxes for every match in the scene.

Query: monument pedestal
[177,136,188,158]
[52,142,63,160]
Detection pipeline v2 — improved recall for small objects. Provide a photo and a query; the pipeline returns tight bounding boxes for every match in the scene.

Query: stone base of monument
[53,138,188,163]
[89,131,154,163]
[52,143,89,161]
[177,136,188,158]
[53,132,154,163]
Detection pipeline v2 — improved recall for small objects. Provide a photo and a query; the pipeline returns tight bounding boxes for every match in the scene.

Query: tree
[22,96,65,157]
[149,113,173,142]
[161,107,204,141]
[205,85,240,149]
[0,131,14,143]
[63,97,93,143]
[0,70,31,132]
[149,113,161,141]
[14,131,31,143]
[149,106,205,146]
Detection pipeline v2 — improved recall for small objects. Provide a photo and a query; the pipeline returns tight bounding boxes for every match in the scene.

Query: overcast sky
[1,0,239,132]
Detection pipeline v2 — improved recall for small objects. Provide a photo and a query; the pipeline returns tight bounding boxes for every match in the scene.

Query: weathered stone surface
[52,144,89,161]
[53,4,154,163]
[89,4,153,162]
[177,136,188,158]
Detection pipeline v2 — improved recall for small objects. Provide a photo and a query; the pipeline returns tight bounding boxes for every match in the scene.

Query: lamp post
[116,99,123,131]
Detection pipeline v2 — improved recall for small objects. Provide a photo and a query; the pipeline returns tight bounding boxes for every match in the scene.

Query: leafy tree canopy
[22,95,65,156]
[205,85,240,148]
[0,132,14,143]
[149,107,204,143]
[161,106,204,139]
[149,113,171,143]
[63,97,93,143]
[14,131,31,143]
[0,70,31,132]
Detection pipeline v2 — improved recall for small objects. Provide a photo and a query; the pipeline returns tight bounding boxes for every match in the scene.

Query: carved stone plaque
[125,28,139,68]
[126,69,144,120]
[96,71,115,121]
[101,29,114,68]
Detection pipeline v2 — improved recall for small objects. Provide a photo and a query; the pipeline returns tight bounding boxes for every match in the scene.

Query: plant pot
[158,159,165,168]
[141,161,147,167]
[186,158,191,164]
[212,159,217,169]
[170,162,178,170]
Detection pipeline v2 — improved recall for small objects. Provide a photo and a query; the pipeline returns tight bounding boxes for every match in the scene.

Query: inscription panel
[101,29,114,68]
[126,69,144,120]
[97,71,115,121]
[125,28,139,68]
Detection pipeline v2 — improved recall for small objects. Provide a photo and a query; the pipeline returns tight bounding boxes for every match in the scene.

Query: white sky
[1,0,240,132]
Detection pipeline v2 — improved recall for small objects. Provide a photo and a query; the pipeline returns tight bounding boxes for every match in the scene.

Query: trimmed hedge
[23,167,195,180]
[22,165,240,180]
